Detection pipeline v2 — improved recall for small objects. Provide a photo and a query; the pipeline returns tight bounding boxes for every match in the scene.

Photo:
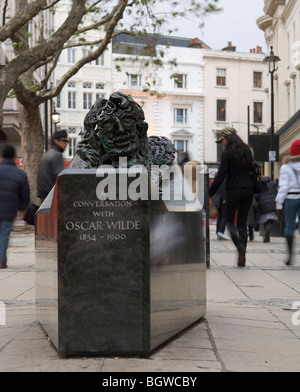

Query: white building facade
[257,0,300,169]
[111,35,206,164]
[111,35,269,166]
[202,45,269,164]
[53,1,113,161]
[1,2,270,169]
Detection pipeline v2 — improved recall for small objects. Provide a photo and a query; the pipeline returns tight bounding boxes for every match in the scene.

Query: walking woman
[256,176,278,243]
[209,127,255,267]
[275,139,300,265]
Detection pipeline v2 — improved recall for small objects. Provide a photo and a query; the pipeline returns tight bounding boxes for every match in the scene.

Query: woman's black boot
[285,236,294,265]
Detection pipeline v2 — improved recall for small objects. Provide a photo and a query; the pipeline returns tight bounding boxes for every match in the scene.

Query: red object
[0,157,23,169]
[35,183,58,242]
[64,160,70,169]
[290,140,300,156]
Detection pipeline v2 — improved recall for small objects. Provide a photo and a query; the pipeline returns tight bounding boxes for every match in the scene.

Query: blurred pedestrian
[0,145,30,269]
[275,139,300,265]
[37,130,69,203]
[247,197,258,241]
[179,152,189,169]
[212,178,229,240]
[256,176,278,243]
[209,127,256,267]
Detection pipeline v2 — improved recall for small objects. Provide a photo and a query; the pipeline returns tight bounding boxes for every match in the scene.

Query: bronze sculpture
[74,91,175,171]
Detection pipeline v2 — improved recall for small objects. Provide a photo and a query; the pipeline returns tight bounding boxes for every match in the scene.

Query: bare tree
[0,0,220,202]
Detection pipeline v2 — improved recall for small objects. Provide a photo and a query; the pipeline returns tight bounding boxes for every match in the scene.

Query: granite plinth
[35,167,206,356]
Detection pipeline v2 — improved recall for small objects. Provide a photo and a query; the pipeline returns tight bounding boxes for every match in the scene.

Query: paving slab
[0,228,300,372]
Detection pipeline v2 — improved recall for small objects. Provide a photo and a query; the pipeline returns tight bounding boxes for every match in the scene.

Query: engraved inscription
[67,200,141,242]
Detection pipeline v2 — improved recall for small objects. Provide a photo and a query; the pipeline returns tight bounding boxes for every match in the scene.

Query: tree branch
[1,0,86,95]
[0,0,47,41]
[76,0,127,35]
[37,0,130,103]
[63,38,103,49]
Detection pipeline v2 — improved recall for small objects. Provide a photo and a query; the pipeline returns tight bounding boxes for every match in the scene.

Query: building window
[175,140,188,152]
[174,108,188,125]
[83,82,92,89]
[216,100,226,121]
[67,136,77,159]
[253,102,263,123]
[216,68,226,86]
[96,83,105,90]
[83,93,93,110]
[95,54,104,66]
[67,80,76,88]
[128,74,141,88]
[174,74,187,89]
[68,92,76,109]
[67,49,76,64]
[96,93,106,100]
[253,72,263,88]
[82,49,92,65]
[56,94,61,109]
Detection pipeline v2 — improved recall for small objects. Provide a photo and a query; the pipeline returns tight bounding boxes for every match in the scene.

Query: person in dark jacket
[0,145,30,269]
[209,127,255,267]
[247,197,258,241]
[256,176,278,243]
[37,130,69,203]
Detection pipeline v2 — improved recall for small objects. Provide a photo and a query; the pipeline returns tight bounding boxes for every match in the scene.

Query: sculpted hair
[83,91,148,138]
[76,91,174,170]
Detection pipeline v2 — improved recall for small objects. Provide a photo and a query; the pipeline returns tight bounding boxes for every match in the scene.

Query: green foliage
[7,90,16,99]
[27,81,42,93]
[12,42,24,48]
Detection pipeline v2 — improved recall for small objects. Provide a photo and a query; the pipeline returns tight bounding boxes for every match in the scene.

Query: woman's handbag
[251,161,268,194]
[209,199,218,218]
[212,192,222,209]
[23,203,39,225]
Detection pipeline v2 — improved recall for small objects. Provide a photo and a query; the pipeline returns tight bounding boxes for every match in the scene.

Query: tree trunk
[19,103,44,205]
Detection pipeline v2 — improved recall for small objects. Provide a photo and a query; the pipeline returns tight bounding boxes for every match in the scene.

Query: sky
[167,0,267,53]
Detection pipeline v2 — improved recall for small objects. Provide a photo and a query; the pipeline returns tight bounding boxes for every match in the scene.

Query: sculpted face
[97,102,140,160]
[79,91,174,169]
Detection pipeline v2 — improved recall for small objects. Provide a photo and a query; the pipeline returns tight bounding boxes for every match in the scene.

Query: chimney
[222,41,236,52]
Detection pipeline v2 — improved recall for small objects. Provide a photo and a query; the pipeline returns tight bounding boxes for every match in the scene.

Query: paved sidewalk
[0,226,300,372]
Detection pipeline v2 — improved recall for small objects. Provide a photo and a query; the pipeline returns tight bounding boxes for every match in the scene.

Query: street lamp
[51,105,60,131]
[264,46,281,180]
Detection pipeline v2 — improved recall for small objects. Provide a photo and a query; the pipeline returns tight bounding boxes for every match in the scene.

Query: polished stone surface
[35,168,206,356]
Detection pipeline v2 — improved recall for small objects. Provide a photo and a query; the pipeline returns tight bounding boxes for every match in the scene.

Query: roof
[112,33,210,55]
[277,109,300,136]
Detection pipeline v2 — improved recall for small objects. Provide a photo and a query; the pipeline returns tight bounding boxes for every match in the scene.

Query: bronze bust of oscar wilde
[72,91,175,171]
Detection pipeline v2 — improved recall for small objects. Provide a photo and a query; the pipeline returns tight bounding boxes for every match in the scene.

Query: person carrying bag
[209,127,255,267]
[275,139,300,265]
